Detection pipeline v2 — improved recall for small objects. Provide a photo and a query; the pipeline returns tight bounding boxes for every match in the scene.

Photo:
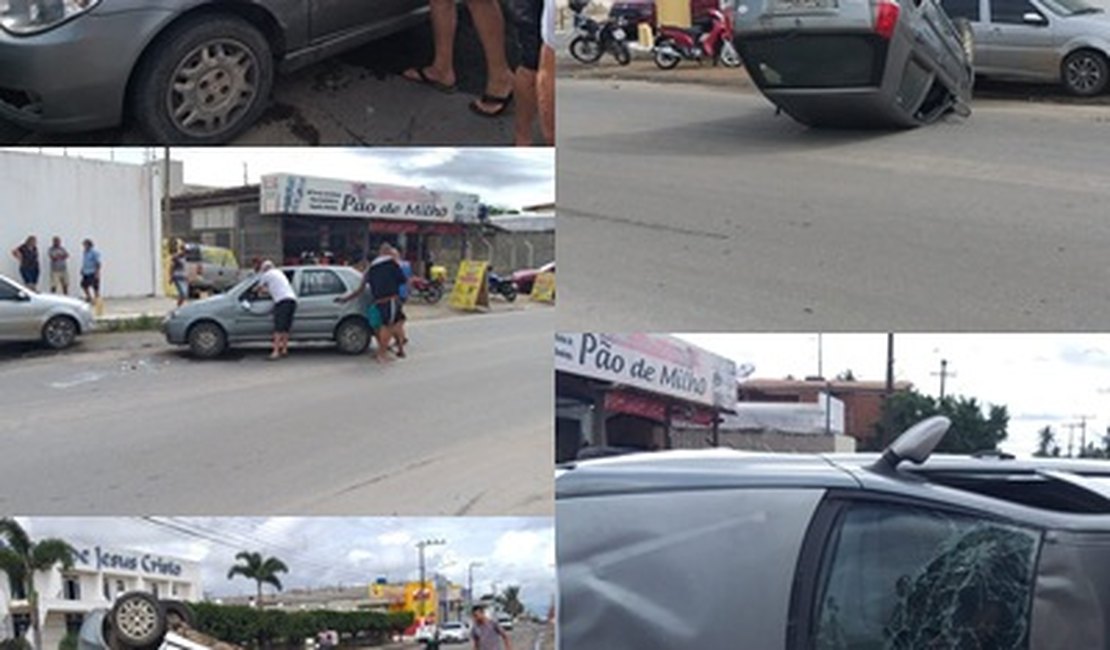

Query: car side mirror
[16,290,30,302]
[238,300,252,311]
[1022,11,1048,25]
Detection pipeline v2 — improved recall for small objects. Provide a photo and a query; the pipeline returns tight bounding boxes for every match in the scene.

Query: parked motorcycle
[569,11,632,65]
[410,275,444,304]
[488,270,518,302]
[653,9,741,70]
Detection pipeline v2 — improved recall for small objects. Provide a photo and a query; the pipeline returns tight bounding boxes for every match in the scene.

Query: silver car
[558,417,1110,649]
[942,0,1110,95]
[0,273,95,349]
[734,0,975,127]
[162,265,371,358]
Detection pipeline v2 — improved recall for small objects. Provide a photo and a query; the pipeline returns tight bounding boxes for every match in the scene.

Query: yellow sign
[531,271,556,303]
[448,260,490,311]
[404,582,438,621]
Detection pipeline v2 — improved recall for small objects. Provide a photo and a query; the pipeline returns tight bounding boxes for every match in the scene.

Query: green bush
[1,638,32,650]
[188,603,414,647]
[58,632,78,650]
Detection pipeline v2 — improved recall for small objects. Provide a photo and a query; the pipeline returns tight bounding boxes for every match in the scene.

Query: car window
[0,279,18,300]
[184,247,202,263]
[300,270,346,297]
[942,0,981,20]
[813,502,1040,650]
[990,0,1042,23]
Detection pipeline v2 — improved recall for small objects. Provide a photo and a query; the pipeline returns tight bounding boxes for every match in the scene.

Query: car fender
[41,305,88,334]
[1058,34,1110,66]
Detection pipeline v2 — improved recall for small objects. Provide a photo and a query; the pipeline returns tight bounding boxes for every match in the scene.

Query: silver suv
[558,417,1110,649]
[941,0,1110,95]
[0,0,427,143]
[734,0,975,126]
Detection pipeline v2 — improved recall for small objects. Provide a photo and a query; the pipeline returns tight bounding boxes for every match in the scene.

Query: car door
[231,273,287,341]
[787,494,1043,649]
[308,0,419,42]
[293,268,348,338]
[0,278,45,341]
[980,0,1059,78]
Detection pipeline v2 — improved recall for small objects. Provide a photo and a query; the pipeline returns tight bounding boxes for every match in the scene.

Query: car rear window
[741,35,886,88]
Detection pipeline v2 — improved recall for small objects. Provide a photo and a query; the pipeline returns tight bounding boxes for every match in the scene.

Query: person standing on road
[389,245,413,348]
[80,239,102,303]
[171,242,189,307]
[256,260,297,360]
[11,236,39,291]
[48,236,69,294]
[471,606,513,650]
[336,244,409,363]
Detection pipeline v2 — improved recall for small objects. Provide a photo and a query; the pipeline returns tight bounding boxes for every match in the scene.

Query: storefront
[169,174,483,276]
[0,544,201,649]
[555,333,739,463]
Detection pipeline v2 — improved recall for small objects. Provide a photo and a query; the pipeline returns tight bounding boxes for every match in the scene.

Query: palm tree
[495,586,524,618]
[226,552,288,609]
[0,519,76,650]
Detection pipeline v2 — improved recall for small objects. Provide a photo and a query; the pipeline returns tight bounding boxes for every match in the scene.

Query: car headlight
[0,0,100,36]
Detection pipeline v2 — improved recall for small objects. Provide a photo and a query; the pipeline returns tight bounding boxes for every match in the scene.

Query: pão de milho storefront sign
[260,173,481,223]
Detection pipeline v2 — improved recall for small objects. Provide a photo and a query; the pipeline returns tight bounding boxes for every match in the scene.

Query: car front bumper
[162,316,189,345]
[0,6,174,132]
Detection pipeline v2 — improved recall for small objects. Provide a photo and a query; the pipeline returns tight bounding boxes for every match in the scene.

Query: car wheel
[130,14,275,144]
[335,317,371,355]
[187,321,227,358]
[42,315,78,350]
[653,39,681,70]
[110,592,166,649]
[160,601,194,630]
[1062,49,1108,96]
[952,18,974,70]
[569,36,603,63]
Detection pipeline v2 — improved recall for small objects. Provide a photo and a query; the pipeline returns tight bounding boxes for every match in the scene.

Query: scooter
[653,9,741,70]
[568,2,632,65]
[488,270,518,302]
[410,275,444,304]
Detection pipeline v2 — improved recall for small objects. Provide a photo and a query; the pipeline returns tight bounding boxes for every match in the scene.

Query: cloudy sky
[3,147,554,210]
[679,333,1110,458]
[14,517,554,614]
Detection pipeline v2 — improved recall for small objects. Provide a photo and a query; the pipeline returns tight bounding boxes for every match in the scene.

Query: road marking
[49,371,105,389]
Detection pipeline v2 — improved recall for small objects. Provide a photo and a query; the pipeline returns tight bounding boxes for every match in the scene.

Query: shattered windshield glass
[814,503,1041,650]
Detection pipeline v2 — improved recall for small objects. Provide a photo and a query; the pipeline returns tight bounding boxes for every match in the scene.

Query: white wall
[0,151,163,298]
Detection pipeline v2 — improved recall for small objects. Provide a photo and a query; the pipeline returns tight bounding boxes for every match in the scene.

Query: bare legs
[538,44,555,144]
[514,67,539,145]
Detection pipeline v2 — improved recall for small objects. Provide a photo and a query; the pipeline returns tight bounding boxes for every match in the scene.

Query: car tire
[160,600,194,630]
[1062,49,1108,97]
[653,39,681,70]
[41,315,78,350]
[130,14,275,144]
[569,36,603,63]
[110,592,166,649]
[952,18,974,70]
[335,317,371,355]
[187,321,228,358]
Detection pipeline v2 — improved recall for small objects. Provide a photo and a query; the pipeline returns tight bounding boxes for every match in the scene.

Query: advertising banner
[260,174,481,223]
[530,271,556,303]
[448,260,490,311]
[555,333,738,409]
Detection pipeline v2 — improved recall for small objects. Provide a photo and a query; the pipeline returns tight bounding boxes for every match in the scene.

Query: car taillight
[874,0,900,39]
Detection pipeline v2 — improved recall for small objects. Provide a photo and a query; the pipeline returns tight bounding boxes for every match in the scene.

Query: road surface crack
[561,206,730,240]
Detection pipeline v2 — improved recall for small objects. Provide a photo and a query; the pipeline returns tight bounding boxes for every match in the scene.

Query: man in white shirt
[256,260,297,360]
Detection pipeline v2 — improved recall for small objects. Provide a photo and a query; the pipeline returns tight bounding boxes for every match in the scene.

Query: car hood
[1064,9,1110,25]
[34,293,91,311]
[170,292,235,319]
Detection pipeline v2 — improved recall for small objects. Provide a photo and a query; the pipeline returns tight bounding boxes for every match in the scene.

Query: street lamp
[415,539,446,622]
[467,562,484,617]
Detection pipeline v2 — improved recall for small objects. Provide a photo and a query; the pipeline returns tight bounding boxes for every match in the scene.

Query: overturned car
[733,0,975,127]
[557,417,1110,649]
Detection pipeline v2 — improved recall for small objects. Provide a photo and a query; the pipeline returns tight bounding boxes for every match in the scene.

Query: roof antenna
[871,416,951,473]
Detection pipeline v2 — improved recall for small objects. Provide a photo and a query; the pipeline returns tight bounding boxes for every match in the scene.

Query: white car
[438,621,470,643]
[0,274,95,349]
[496,614,514,631]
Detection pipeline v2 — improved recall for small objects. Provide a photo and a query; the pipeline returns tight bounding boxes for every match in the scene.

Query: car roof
[557,448,1110,531]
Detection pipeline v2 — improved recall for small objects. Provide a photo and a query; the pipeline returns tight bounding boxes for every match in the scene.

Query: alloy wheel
[168,38,260,137]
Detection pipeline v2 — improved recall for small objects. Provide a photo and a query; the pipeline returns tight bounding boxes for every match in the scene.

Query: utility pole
[816,333,824,379]
[882,333,895,447]
[1074,414,1096,456]
[1062,422,1082,458]
[467,562,483,619]
[415,539,446,622]
[931,359,956,401]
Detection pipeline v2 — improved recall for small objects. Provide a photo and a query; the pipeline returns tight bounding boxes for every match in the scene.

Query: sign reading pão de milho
[259,173,481,223]
[555,333,738,410]
[72,546,184,577]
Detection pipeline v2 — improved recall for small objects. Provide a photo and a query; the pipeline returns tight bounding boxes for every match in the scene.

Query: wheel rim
[194,327,219,353]
[167,38,260,137]
[1067,54,1103,93]
[44,319,75,347]
[116,598,158,640]
[340,324,367,351]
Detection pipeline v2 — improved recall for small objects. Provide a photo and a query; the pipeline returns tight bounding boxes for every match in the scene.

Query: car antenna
[870,416,951,474]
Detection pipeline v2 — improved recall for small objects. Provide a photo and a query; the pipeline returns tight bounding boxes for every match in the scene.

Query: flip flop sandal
[404,67,457,94]
[469,93,514,118]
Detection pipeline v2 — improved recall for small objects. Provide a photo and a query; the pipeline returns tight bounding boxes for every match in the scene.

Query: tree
[835,369,857,381]
[495,586,525,618]
[1034,426,1056,458]
[871,390,1009,454]
[0,519,76,650]
[227,552,288,609]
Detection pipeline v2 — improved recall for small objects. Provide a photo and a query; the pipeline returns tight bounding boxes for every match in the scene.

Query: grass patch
[99,314,161,333]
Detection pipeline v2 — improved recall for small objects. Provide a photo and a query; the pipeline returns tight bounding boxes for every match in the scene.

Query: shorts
[373,298,405,328]
[273,298,297,334]
[510,0,543,70]
[50,270,67,290]
[19,267,39,286]
[173,277,189,299]
[80,273,99,292]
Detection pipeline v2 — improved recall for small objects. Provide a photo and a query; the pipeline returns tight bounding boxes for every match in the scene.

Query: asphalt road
[0,308,553,515]
[0,13,528,146]
[389,621,551,649]
[556,78,1110,332]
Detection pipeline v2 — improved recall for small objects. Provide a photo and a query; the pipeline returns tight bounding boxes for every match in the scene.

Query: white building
[0,150,177,298]
[0,544,202,650]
